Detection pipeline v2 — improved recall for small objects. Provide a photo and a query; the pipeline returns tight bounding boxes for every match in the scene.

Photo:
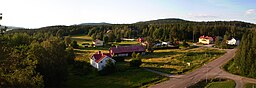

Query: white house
[198,35,214,45]
[227,38,240,45]
[92,39,104,47]
[162,41,170,46]
[90,51,115,71]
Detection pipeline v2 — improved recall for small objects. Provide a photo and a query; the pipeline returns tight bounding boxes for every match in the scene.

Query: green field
[205,80,235,88]
[65,62,168,88]
[188,79,235,88]
[141,48,225,74]
[245,83,256,88]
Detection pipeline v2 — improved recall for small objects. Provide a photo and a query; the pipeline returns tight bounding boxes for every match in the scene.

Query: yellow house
[198,35,214,44]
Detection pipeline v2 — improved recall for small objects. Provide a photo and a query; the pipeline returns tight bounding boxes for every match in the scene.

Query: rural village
[1,3,256,87]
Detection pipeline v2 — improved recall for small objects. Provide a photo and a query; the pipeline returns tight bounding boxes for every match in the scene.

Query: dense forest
[0,32,77,87]
[8,18,255,42]
[226,29,256,78]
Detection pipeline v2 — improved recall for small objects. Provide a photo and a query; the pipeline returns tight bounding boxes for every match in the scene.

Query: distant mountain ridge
[135,18,190,24]
[79,22,111,25]
[5,18,256,29]
[0,25,24,29]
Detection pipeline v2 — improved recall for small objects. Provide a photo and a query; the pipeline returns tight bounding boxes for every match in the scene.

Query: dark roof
[110,45,145,54]
[92,53,112,63]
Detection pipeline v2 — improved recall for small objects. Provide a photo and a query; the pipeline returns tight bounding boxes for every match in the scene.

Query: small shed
[92,39,104,47]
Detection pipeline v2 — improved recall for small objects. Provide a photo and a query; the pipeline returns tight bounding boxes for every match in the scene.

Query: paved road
[150,49,256,88]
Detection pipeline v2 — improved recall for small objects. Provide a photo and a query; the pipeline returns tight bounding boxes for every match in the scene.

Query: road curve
[150,49,256,88]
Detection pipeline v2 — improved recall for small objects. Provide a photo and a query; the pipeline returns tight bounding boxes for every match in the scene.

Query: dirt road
[150,49,256,88]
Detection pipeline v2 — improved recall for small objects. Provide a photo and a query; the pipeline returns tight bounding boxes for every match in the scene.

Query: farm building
[198,35,214,44]
[109,45,146,57]
[227,38,240,45]
[92,39,104,47]
[90,51,116,71]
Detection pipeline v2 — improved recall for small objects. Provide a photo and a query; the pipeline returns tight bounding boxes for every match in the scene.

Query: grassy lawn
[188,79,235,88]
[244,83,256,88]
[65,62,168,88]
[117,41,140,46]
[141,48,226,74]
[69,35,92,44]
[69,35,139,46]
[205,80,235,88]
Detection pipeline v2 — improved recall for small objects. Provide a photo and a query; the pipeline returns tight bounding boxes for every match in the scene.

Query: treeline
[0,33,75,87]
[7,19,255,42]
[227,29,256,78]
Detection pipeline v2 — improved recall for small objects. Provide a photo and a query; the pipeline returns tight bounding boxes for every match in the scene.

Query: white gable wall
[90,56,116,71]
[227,38,237,45]
[93,40,104,47]
[90,57,97,69]
[199,38,210,44]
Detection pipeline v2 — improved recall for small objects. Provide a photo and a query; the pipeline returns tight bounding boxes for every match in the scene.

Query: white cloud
[246,9,256,14]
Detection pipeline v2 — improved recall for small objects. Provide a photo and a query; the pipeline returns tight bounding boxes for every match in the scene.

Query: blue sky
[0,0,255,28]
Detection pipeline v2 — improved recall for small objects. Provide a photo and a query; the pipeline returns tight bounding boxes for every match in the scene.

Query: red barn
[109,45,146,57]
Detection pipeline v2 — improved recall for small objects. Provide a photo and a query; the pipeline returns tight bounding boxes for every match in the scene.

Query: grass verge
[244,83,256,88]
[188,79,235,88]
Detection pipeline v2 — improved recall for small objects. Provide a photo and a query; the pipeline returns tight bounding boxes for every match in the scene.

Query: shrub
[130,53,142,67]
[65,46,75,64]
[73,61,92,75]
[130,58,142,67]
[99,59,116,75]
[70,40,79,49]
[182,41,189,47]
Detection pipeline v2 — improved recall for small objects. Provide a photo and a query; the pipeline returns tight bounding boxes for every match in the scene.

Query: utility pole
[0,13,2,20]
[0,13,6,35]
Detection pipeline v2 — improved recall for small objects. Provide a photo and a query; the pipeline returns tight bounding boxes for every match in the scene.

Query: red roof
[137,38,145,42]
[199,35,213,40]
[92,53,112,63]
[110,45,145,54]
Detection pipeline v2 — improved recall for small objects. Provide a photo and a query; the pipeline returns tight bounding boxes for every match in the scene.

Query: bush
[66,46,75,64]
[182,41,189,47]
[99,59,116,75]
[73,61,92,75]
[70,40,79,49]
[130,58,142,67]
[130,53,142,67]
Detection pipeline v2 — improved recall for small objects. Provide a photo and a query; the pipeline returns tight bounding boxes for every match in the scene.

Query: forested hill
[79,22,111,25]
[7,18,256,42]
[135,18,190,24]
[135,18,255,27]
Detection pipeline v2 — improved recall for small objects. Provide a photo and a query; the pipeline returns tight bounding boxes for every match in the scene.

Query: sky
[0,0,256,28]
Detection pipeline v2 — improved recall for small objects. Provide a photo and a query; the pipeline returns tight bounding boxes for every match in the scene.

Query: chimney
[98,51,104,56]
